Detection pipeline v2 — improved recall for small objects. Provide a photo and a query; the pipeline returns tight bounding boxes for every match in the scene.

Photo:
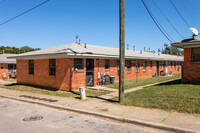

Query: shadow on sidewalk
[19,95,58,102]
[92,96,119,103]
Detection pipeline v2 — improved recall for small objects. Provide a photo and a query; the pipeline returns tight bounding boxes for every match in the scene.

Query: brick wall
[93,59,181,85]
[0,64,9,79]
[17,58,182,91]
[184,48,200,83]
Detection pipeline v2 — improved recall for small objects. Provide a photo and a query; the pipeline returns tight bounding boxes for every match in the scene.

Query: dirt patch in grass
[0,84,110,99]
[112,80,200,114]
[4,79,17,83]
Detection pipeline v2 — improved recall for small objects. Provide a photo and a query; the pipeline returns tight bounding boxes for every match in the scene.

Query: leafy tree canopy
[0,46,41,54]
[161,43,184,56]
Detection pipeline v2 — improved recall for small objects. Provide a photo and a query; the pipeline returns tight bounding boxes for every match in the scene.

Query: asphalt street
[0,97,159,133]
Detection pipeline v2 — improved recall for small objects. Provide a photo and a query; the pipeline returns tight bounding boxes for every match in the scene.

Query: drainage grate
[23,116,43,122]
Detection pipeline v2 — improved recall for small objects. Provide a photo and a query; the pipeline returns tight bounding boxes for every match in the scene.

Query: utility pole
[119,0,125,102]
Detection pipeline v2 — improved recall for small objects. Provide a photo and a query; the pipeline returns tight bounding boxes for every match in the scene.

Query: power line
[141,0,174,42]
[0,0,50,26]
[152,0,184,39]
[169,0,190,28]
[179,0,200,27]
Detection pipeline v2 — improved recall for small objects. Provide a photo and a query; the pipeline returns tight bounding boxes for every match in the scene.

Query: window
[74,58,83,70]
[29,60,34,74]
[163,61,165,68]
[143,61,146,71]
[160,61,162,68]
[127,60,131,72]
[8,64,16,73]
[136,61,139,72]
[105,59,109,69]
[174,62,176,69]
[150,61,153,68]
[171,61,173,67]
[192,48,200,62]
[49,59,56,76]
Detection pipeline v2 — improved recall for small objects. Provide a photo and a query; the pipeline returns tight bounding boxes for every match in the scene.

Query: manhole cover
[69,116,73,118]
[23,116,43,122]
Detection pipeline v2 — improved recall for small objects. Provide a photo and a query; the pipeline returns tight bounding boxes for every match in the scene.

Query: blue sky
[0,0,200,51]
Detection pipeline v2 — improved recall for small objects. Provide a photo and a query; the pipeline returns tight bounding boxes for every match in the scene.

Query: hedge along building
[171,36,200,83]
[0,54,17,79]
[9,42,183,91]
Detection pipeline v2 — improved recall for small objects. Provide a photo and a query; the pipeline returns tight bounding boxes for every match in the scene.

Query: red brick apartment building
[9,43,183,91]
[0,54,17,79]
[172,36,200,83]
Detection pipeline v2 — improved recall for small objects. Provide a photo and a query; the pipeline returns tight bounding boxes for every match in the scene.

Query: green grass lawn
[105,73,181,90]
[113,80,200,114]
[0,84,110,99]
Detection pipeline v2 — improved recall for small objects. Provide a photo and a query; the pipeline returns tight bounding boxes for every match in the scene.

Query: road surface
[0,98,159,133]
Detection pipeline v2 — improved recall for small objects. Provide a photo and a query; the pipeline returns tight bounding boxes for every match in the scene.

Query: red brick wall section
[71,59,86,90]
[17,58,87,91]
[17,58,182,91]
[184,48,200,83]
[17,59,72,91]
[93,59,181,85]
[0,64,9,79]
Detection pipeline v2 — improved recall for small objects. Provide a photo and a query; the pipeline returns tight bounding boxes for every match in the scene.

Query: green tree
[0,46,40,54]
[161,43,183,55]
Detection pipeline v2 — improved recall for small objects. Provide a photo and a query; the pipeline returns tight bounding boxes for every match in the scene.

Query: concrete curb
[0,95,198,133]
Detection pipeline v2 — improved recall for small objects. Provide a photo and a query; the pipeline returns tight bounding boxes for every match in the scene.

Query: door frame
[166,61,168,75]
[86,59,94,86]
[156,61,159,76]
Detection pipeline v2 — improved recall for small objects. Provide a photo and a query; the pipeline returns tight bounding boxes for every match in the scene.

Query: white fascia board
[14,52,183,61]
[172,42,200,48]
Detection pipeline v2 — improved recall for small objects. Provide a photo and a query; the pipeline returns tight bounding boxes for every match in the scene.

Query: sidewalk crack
[160,112,173,123]
[120,107,135,116]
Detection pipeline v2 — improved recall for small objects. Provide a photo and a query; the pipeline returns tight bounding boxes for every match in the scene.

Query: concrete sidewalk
[92,78,181,100]
[0,88,199,133]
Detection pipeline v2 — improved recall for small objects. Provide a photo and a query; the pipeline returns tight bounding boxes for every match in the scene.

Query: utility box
[110,76,115,84]
[79,87,86,100]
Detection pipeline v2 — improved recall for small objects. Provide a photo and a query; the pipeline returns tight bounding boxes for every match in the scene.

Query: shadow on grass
[92,96,119,103]
[155,79,200,86]
[155,79,182,86]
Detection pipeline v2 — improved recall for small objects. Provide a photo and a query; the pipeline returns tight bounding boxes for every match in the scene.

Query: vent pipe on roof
[84,43,87,48]
[127,44,129,50]
[158,49,160,56]
[78,39,81,45]
[2,50,4,54]
[76,35,78,44]
[133,45,135,51]
[140,50,142,54]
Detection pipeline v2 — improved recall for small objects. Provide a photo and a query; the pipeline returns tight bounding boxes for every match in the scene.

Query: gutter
[8,52,183,62]
[171,41,200,48]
